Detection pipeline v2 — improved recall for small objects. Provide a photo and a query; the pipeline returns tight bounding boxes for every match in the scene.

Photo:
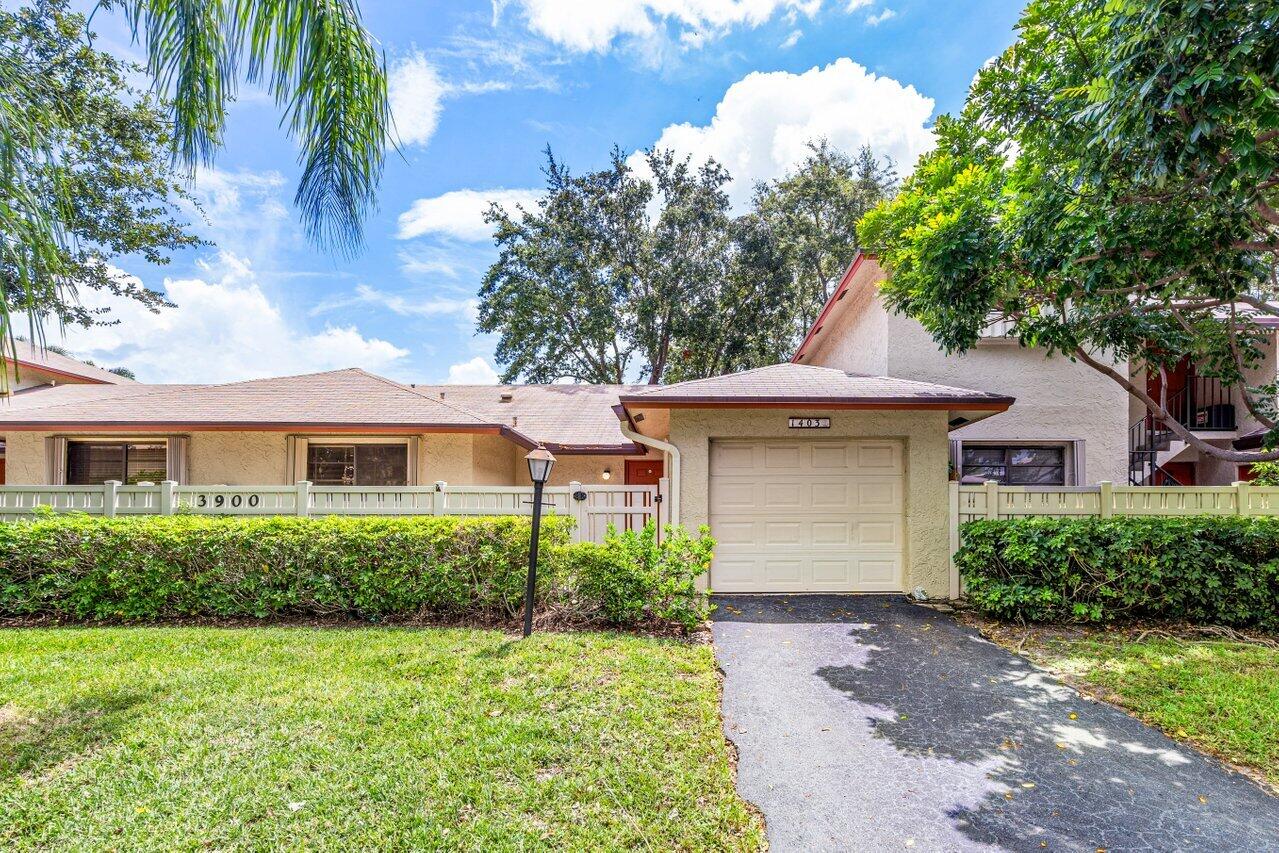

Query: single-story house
[0,350,1013,597]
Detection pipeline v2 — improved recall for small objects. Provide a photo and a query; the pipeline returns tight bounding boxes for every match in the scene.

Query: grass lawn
[1021,632,1279,791]
[0,626,763,851]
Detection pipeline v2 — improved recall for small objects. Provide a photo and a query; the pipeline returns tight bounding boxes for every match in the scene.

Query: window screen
[961,445,1065,486]
[67,442,167,485]
[306,444,408,486]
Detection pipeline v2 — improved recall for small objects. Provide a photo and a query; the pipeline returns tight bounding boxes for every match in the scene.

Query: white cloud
[445,356,500,384]
[779,28,803,48]
[639,57,935,207]
[397,188,542,242]
[311,284,479,323]
[498,0,821,53]
[59,256,409,383]
[865,7,895,25]
[389,52,446,148]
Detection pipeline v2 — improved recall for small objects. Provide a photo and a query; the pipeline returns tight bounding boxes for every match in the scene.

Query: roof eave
[791,251,878,364]
[616,396,1014,411]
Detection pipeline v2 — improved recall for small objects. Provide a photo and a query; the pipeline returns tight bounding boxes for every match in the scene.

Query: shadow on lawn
[0,688,154,782]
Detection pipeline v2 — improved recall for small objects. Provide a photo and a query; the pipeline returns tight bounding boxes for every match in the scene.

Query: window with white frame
[961,445,1066,485]
[306,443,408,486]
[66,441,167,485]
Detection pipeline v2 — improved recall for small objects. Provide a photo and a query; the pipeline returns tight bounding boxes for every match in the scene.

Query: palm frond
[122,0,388,254]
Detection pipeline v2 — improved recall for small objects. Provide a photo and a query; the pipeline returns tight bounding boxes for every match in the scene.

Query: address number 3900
[194,494,262,508]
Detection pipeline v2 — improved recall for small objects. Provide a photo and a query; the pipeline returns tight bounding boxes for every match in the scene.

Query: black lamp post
[523,446,556,637]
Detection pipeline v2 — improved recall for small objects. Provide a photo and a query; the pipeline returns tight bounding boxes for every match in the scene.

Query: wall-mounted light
[601,467,612,481]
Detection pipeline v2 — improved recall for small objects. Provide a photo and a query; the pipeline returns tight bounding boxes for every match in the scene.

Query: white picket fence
[0,479,666,544]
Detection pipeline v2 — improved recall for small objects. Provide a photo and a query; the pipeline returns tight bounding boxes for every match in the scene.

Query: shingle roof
[11,340,135,384]
[618,363,1014,408]
[412,384,650,451]
[0,369,502,430]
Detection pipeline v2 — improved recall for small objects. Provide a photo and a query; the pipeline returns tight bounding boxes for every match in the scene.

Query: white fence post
[568,481,585,543]
[657,476,671,544]
[159,481,176,515]
[948,480,961,600]
[984,480,1000,519]
[1235,481,1252,517]
[433,481,447,516]
[1099,481,1113,519]
[295,480,311,517]
[103,480,119,518]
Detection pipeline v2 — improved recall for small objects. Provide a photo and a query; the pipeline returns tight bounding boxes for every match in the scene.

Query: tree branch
[1073,347,1279,463]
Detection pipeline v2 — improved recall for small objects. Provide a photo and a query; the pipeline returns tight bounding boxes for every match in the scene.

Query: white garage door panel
[709,439,905,593]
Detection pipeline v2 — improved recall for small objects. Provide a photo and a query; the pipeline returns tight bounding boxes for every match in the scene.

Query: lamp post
[523,446,556,637]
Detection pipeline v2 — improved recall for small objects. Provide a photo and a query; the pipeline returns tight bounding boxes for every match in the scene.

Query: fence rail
[0,479,667,544]
[952,480,1276,527]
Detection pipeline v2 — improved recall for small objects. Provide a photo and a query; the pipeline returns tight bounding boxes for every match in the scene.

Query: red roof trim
[791,251,877,363]
[615,396,1013,411]
[12,359,117,385]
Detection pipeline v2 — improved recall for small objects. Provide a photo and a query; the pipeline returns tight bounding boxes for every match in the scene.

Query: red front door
[624,459,664,485]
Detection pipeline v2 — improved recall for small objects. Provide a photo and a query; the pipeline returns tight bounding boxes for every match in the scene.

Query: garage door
[709,439,904,592]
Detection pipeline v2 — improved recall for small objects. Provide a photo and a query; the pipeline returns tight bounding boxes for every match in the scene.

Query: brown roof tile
[618,363,1014,408]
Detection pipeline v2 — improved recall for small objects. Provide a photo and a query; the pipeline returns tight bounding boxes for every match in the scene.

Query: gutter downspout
[614,407,680,526]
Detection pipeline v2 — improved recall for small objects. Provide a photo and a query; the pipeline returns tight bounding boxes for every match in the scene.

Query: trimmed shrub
[556,522,714,632]
[958,516,1279,629]
[0,513,713,631]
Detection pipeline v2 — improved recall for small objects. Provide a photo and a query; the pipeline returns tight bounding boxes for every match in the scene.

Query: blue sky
[63,0,1022,384]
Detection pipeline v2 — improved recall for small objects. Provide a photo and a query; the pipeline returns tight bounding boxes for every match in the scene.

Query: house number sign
[788,417,830,429]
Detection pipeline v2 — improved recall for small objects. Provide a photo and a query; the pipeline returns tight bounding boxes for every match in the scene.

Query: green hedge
[958,516,1279,629]
[0,513,713,631]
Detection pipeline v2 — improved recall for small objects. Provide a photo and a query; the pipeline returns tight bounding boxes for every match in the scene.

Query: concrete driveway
[712,594,1279,852]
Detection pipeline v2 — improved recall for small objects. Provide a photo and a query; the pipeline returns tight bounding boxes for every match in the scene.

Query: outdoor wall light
[522,446,556,637]
[601,467,612,481]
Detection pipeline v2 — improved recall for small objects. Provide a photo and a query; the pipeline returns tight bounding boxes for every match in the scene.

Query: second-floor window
[306,443,408,486]
[961,445,1065,486]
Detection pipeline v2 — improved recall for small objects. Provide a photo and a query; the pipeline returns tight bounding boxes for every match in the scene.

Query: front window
[306,443,408,486]
[67,442,167,485]
[961,445,1065,486]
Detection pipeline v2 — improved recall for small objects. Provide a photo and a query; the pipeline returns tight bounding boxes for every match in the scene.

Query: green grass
[0,627,763,851]
[1032,635,1279,789]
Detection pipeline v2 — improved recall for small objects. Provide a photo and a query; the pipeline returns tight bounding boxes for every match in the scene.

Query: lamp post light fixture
[522,446,556,637]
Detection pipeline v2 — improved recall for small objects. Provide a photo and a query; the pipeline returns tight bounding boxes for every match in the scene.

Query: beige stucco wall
[1,430,556,487]
[513,452,653,486]
[807,295,1132,484]
[190,431,287,484]
[4,431,52,483]
[667,407,953,597]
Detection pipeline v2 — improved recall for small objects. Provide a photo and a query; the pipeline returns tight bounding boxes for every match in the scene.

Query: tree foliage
[753,139,897,336]
[861,0,1279,461]
[0,0,387,376]
[2,1,202,332]
[479,142,893,383]
[478,148,796,384]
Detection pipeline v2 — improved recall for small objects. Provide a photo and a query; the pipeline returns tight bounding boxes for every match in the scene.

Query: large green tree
[0,0,388,364]
[861,0,1279,462]
[478,148,794,384]
[2,1,202,331]
[753,139,897,336]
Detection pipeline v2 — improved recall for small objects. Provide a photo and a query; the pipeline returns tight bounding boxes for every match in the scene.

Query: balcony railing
[1164,376,1236,432]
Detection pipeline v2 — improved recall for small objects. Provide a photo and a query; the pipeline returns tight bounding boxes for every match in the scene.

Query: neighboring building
[0,341,135,483]
[0,369,653,488]
[792,253,1277,486]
